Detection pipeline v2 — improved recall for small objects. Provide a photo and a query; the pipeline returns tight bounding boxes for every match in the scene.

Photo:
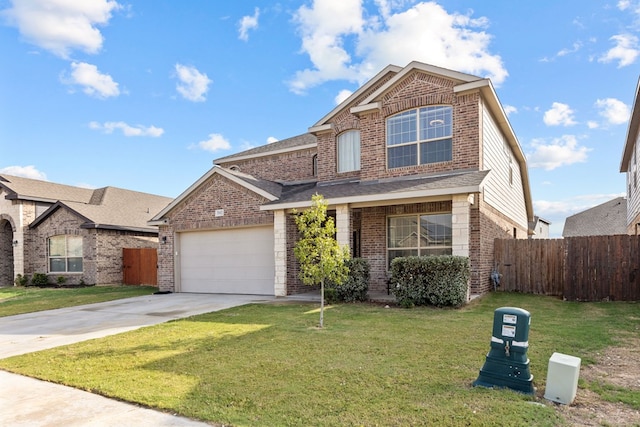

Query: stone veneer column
[335,204,351,249]
[273,210,287,296]
[451,194,472,257]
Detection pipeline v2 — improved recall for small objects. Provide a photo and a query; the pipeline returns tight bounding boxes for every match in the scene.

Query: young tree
[293,193,350,328]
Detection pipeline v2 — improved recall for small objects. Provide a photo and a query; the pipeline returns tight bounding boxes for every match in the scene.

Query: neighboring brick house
[150,61,533,297]
[621,76,640,234]
[0,174,172,286]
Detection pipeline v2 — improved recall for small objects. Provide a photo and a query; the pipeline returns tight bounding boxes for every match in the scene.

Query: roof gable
[30,186,173,233]
[149,166,282,223]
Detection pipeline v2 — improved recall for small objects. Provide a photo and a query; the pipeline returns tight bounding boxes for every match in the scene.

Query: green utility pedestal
[473,307,534,394]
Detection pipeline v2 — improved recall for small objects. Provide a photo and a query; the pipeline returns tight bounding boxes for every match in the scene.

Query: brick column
[452,194,472,257]
[273,210,287,296]
[335,204,351,249]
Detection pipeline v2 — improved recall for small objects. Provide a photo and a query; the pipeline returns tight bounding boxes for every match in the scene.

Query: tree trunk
[319,277,324,328]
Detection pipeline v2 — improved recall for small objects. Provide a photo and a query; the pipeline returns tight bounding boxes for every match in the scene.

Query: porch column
[273,209,287,297]
[335,204,351,249]
[451,194,472,257]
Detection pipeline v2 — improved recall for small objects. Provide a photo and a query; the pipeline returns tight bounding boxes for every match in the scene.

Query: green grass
[0,285,157,317]
[1,293,638,426]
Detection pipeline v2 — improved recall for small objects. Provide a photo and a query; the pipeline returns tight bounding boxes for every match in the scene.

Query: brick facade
[157,173,274,292]
[218,147,317,182]
[29,208,157,286]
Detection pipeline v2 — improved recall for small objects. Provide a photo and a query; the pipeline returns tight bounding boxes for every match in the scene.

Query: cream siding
[481,105,528,230]
[628,133,640,227]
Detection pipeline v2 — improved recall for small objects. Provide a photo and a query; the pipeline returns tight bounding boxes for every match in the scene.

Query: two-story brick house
[150,61,533,297]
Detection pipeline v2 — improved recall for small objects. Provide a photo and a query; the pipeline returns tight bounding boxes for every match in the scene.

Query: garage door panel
[179,227,274,295]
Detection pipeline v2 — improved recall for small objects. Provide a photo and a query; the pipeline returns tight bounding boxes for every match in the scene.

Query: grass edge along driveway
[0,285,157,317]
[1,292,639,426]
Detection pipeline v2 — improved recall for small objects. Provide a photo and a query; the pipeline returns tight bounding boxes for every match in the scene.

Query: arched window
[48,235,83,272]
[312,154,318,177]
[386,106,452,168]
[337,130,361,173]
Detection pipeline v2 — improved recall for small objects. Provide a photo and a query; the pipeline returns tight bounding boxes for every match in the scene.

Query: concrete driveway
[0,292,276,426]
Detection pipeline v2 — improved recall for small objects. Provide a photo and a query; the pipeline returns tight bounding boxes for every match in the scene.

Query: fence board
[495,235,640,301]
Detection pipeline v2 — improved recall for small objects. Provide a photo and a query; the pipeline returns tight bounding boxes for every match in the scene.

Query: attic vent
[229,165,240,172]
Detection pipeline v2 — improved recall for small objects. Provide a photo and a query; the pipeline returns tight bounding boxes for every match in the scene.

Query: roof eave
[149,166,279,223]
[620,77,640,172]
[214,143,317,164]
[260,184,484,211]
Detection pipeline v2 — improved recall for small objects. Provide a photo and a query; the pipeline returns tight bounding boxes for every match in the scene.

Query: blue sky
[1,1,639,237]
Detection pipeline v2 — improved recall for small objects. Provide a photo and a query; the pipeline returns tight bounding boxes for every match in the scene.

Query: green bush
[56,276,67,286]
[14,274,28,287]
[30,273,49,287]
[390,256,469,307]
[327,258,370,303]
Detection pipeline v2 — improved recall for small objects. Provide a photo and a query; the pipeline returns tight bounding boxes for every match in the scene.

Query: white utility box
[544,352,581,404]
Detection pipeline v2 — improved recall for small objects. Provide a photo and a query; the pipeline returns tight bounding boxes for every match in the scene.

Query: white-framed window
[387,213,452,267]
[386,106,453,168]
[48,235,83,273]
[337,130,361,173]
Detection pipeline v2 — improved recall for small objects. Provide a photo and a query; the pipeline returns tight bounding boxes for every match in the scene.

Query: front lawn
[1,293,638,426]
[0,285,157,317]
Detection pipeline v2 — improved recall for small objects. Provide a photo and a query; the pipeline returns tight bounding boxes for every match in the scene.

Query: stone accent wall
[316,70,481,183]
[218,147,317,182]
[29,208,157,286]
[157,173,274,292]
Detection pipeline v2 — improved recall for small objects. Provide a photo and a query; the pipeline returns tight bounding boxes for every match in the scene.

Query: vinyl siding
[481,106,528,230]
[628,132,640,228]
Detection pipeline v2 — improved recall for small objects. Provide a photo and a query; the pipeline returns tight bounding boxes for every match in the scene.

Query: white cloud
[557,41,582,57]
[267,136,279,144]
[0,165,47,180]
[595,98,631,125]
[335,89,353,105]
[174,64,211,102]
[503,105,517,116]
[195,133,231,152]
[64,62,120,98]
[289,0,507,94]
[599,34,640,67]
[543,102,577,126]
[587,121,599,129]
[238,8,259,41]
[527,135,590,170]
[89,121,164,137]
[2,0,121,58]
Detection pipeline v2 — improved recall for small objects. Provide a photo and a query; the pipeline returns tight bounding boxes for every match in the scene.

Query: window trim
[386,212,453,268]
[48,235,83,273]
[386,105,453,169]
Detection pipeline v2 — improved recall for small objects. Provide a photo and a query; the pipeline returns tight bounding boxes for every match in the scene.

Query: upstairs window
[48,235,83,273]
[386,106,452,169]
[337,130,361,173]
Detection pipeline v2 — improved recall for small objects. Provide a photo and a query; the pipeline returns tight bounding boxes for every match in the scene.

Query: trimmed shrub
[14,274,28,287]
[30,273,49,287]
[327,258,370,303]
[390,255,470,308]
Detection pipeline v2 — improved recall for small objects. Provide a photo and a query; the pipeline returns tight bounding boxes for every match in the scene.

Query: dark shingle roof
[562,197,627,237]
[214,133,317,164]
[263,170,489,207]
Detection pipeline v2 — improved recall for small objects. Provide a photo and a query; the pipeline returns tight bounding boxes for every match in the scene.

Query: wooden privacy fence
[123,248,158,286]
[494,235,640,301]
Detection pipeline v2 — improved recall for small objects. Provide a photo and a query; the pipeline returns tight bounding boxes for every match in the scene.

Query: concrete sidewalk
[0,292,276,426]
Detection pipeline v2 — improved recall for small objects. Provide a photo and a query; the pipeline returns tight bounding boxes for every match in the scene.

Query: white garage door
[179,226,275,295]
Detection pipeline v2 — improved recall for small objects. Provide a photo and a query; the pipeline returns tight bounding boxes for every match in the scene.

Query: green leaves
[293,194,349,288]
